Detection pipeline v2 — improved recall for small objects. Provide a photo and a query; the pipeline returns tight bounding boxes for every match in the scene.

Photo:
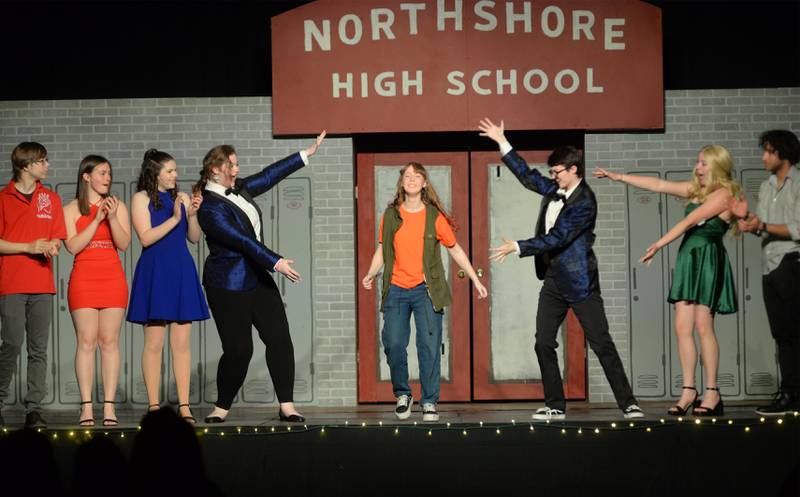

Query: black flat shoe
[204,415,226,423]
[278,411,305,423]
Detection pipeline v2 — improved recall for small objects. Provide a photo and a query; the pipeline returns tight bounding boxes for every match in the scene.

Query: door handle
[476,268,484,278]
[457,270,465,278]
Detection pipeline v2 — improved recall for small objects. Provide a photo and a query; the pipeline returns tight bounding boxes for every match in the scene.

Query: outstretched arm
[593,168,693,198]
[641,188,733,264]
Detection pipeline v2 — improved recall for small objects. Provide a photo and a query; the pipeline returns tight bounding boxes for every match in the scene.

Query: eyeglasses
[549,166,567,178]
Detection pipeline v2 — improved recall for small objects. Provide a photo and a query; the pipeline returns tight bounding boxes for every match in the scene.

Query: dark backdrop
[1,0,798,100]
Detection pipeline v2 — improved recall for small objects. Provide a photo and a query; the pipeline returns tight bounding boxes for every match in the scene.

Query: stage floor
[0,400,794,429]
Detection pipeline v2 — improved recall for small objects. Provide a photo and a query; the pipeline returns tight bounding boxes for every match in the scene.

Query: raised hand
[478,117,506,144]
[187,193,203,217]
[304,130,327,157]
[172,193,184,221]
[593,167,622,181]
[489,237,517,263]
[275,258,302,282]
[94,199,109,222]
[104,196,120,217]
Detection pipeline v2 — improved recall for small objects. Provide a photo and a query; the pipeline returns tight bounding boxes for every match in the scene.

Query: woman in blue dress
[128,149,209,423]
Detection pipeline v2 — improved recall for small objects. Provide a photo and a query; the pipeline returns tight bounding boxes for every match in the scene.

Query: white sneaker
[531,407,565,420]
[622,404,645,419]
[422,403,439,422]
[395,395,413,420]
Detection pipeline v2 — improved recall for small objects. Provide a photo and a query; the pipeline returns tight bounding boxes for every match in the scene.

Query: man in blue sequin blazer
[479,118,642,421]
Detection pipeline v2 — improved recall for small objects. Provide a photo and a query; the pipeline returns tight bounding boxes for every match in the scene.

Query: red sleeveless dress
[67,204,128,311]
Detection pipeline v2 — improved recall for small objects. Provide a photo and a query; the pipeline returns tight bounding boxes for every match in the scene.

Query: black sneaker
[395,394,413,420]
[755,392,798,417]
[622,404,645,419]
[422,403,439,422]
[24,411,47,429]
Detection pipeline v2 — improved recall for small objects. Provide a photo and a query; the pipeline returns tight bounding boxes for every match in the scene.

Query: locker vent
[295,379,308,394]
[717,373,735,388]
[636,374,660,389]
[243,380,272,397]
[750,372,776,387]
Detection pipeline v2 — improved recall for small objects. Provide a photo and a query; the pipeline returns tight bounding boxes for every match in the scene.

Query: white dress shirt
[205,181,262,242]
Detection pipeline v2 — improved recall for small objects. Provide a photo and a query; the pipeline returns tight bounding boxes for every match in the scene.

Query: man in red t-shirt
[0,142,66,429]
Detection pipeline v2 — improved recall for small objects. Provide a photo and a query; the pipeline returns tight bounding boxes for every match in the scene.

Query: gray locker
[276,178,314,402]
[739,168,778,395]
[664,170,740,397]
[626,172,667,397]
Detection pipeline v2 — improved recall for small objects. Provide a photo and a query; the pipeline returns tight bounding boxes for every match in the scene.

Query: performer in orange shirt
[361,162,487,422]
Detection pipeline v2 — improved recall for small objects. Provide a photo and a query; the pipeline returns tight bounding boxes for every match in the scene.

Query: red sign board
[271,0,663,134]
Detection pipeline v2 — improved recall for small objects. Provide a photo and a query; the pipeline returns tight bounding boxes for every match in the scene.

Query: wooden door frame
[470,151,587,400]
[356,152,471,402]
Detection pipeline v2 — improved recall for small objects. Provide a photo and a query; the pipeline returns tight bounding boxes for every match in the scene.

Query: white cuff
[299,150,309,165]
[788,223,800,241]
[514,241,521,255]
[499,142,513,157]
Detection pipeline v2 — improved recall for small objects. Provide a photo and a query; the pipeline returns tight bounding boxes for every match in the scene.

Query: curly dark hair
[136,149,178,210]
[759,130,800,165]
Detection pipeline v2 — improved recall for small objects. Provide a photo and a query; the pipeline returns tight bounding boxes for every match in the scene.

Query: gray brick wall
[584,87,800,404]
[2,88,798,407]
[0,96,356,407]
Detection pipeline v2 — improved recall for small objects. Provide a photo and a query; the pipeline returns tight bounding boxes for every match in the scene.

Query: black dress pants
[535,275,636,411]
[205,277,295,409]
[763,252,800,395]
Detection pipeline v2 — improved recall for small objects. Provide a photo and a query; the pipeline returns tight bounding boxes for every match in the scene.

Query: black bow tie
[225,187,240,196]
[552,193,567,202]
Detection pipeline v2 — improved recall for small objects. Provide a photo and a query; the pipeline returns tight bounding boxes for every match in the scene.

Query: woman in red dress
[63,155,131,426]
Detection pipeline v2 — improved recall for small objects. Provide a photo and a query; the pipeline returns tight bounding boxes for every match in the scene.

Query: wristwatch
[755,222,766,236]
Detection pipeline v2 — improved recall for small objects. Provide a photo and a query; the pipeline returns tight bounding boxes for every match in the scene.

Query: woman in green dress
[594,145,748,416]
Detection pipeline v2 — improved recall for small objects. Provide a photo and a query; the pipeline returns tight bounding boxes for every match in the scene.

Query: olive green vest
[380,204,451,312]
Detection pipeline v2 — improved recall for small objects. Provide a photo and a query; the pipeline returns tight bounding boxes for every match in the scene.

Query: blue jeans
[381,283,444,405]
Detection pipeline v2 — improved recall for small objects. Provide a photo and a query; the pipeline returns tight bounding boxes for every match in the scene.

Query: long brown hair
[136,149,178,210]
[194,144,236,194]
[389,162,456,230]
[75,154,112,216]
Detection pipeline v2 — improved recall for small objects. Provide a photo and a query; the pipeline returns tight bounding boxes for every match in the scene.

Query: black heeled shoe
[179,403,197,424]
[278,410,305,423]
[102,400,119,427]
[78,400,95,427]
[667,386,699,416]
[693,387,724,416]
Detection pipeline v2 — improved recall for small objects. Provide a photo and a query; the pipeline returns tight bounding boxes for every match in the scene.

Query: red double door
[356,152,587,402]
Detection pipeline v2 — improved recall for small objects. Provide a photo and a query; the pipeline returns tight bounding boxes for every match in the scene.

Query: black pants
[205,277,295,409]
[535,275,636,411]
[763,252,800,395]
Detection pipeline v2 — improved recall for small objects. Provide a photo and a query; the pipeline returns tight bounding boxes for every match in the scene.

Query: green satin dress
[668,203,737,314]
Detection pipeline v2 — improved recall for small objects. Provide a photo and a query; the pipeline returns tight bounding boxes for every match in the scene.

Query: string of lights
[1,411,796,442]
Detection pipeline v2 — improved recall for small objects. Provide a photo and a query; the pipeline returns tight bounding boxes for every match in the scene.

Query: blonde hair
[688,145,743,234]
[389,162,456,230]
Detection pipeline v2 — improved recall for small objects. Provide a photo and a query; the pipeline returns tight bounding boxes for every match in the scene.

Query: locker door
[165,180,205,406]
[276,177,314,402]
[739,168,777,395]
[625,172,667,397]
[664,171,740,397]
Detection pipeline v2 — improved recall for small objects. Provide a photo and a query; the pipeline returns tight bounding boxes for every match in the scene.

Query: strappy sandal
[102,400,119,427]
[78,400,95,427]
[667,386,699,416]
[179,403,196,424]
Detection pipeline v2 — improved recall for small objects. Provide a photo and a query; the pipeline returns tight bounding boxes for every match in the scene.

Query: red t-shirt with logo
[0,180,67,295]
